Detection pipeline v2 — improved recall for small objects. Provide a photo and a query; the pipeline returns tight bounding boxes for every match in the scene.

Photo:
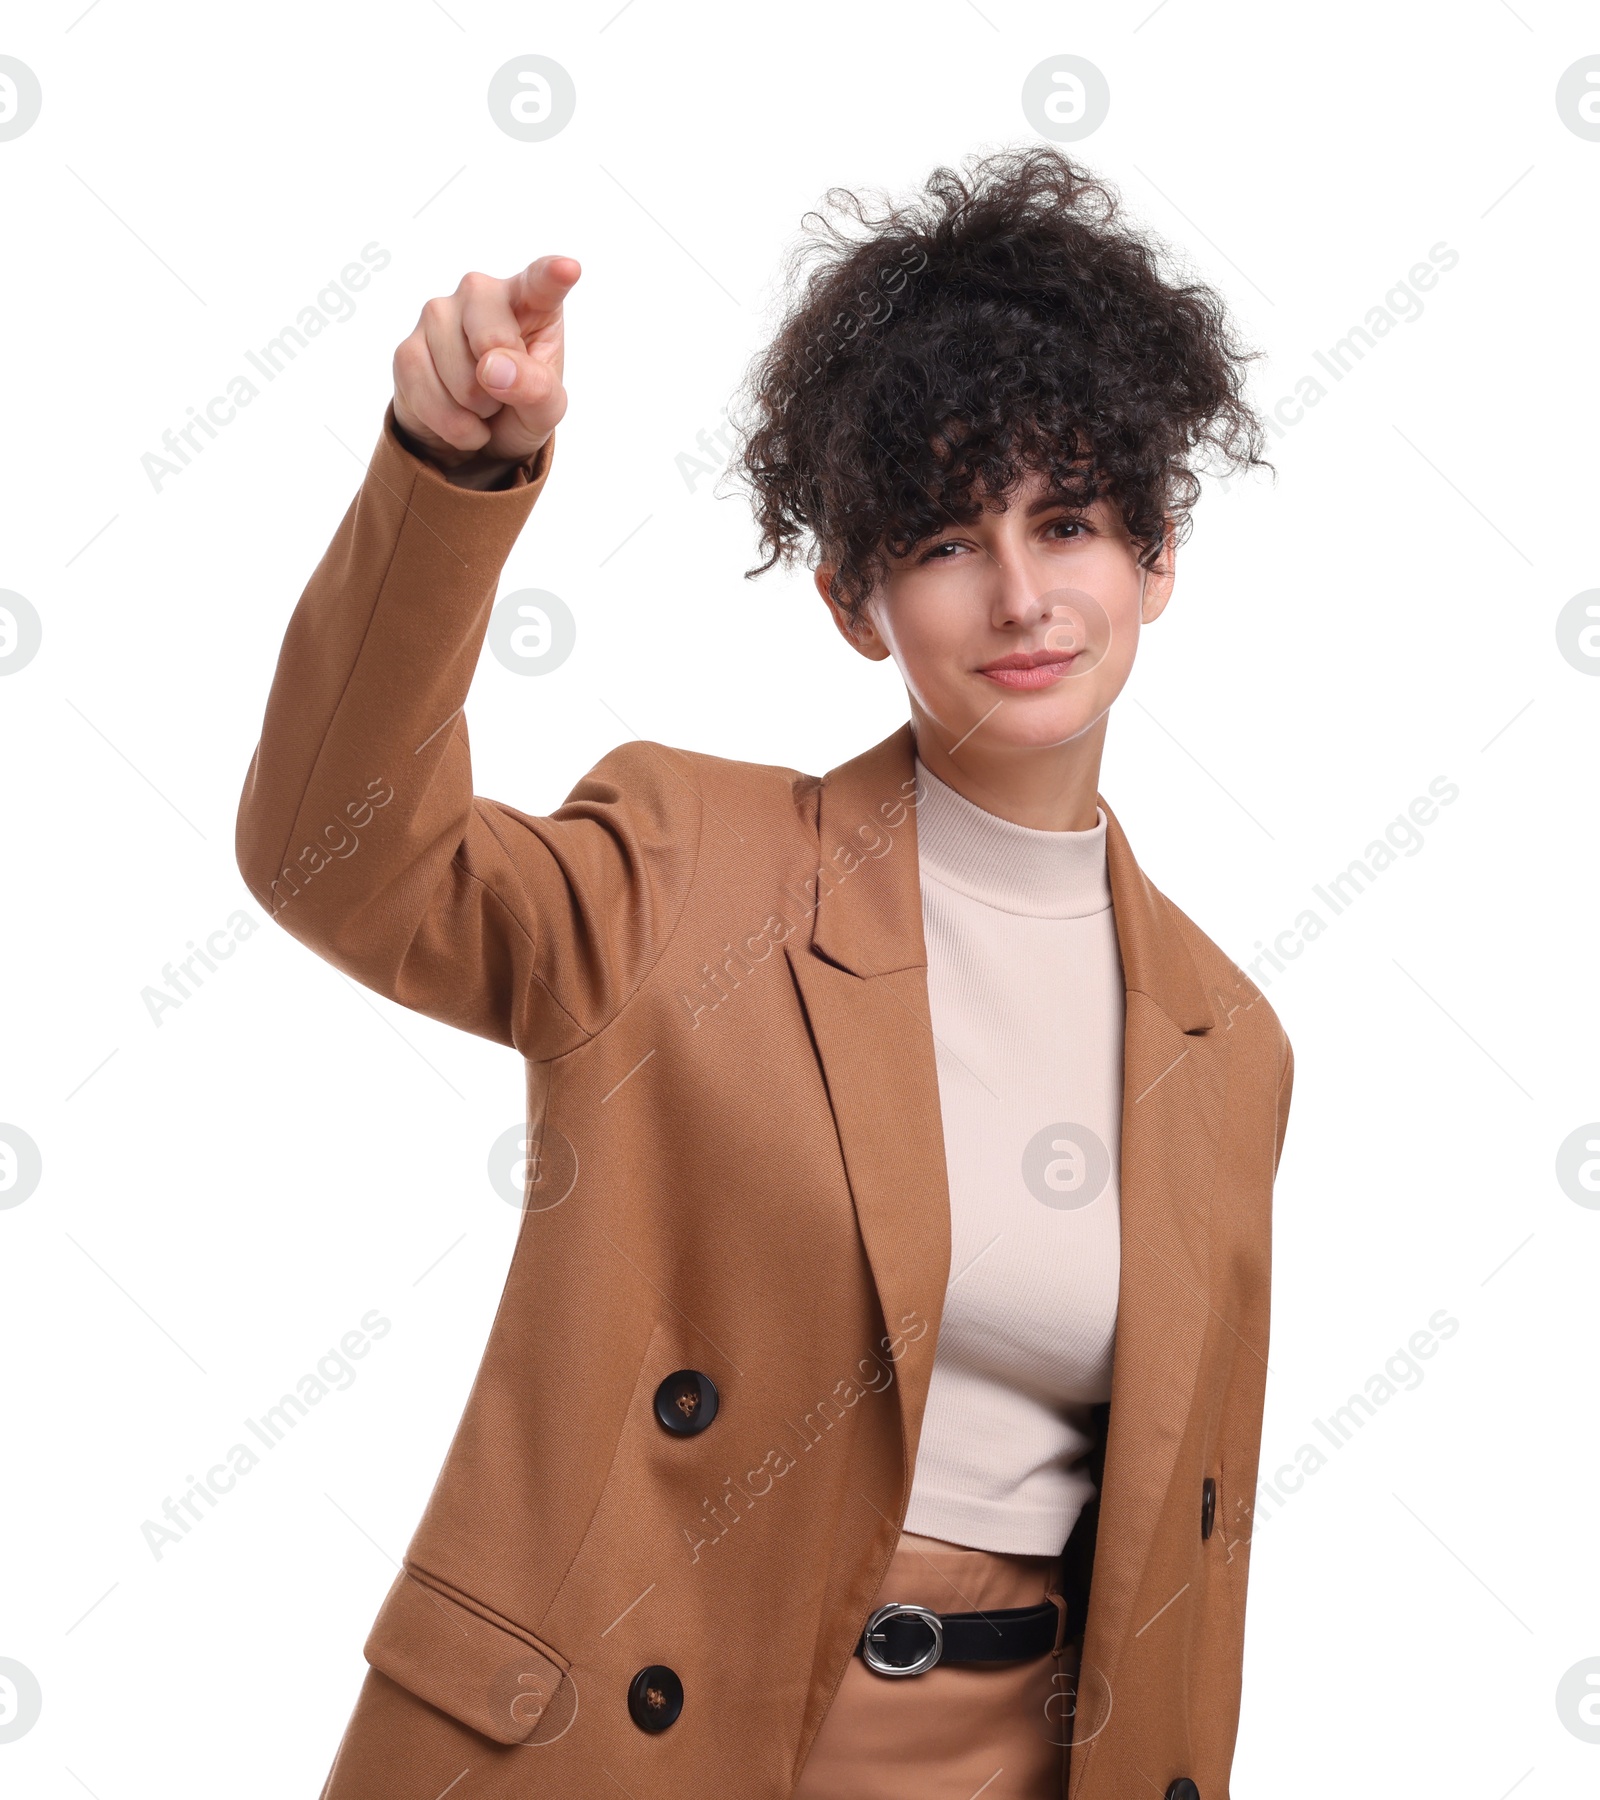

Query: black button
[654,1369,718,1436]
[1166,1780,1200,1800]
[628,1664,684,1732]
[1200,1477,1216,1541]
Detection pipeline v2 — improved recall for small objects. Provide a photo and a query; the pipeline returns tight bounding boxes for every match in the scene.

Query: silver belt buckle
[861,1601,944,1676]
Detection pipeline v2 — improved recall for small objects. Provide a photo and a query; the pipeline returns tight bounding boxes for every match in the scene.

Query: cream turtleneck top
[901,758,1125,1557]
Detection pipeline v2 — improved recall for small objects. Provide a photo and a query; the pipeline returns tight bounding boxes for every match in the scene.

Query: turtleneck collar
[913,756,1111,920]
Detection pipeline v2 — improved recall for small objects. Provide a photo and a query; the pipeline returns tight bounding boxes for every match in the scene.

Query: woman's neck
[908,700,1107,832]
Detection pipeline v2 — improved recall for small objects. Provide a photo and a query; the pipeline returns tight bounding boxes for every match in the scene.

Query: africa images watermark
[675,408,740,495]
[776,243,929,416]
[677,774,921,1028]
[681,1309,930,1564]
[139,1308,392,1561]
[140,778,396,1023]
[1219,240,1461,472]
[675,243,930,495]
[141,910,260,1026]
[1225,1305,1461,1558]
[262,776,395,919]
[140,241,393,492]
[1239,774,1459,992]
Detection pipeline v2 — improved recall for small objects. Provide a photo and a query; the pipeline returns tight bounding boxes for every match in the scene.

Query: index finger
[507,254,581,330]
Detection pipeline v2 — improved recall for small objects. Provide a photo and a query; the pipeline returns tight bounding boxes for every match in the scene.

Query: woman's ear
[1139,522,1177,624]
[814,566,892,661]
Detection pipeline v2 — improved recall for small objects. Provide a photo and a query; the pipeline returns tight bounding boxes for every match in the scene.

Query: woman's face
[817,465,1174,760]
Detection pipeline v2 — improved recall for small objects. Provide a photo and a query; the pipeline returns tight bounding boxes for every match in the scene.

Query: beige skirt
[792,1529,1078,1800]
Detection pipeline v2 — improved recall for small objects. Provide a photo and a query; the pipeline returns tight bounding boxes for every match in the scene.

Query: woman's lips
[977,653,1079,689]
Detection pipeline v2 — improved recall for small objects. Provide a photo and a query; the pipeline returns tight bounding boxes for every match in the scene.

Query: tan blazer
[236,406,1294,1800]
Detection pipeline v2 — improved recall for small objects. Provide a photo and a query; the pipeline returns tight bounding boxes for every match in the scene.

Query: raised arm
[235,258,701,1058]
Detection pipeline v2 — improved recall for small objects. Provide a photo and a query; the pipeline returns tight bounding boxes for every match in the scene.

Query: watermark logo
[489,1121,578,1211]
[1555,588,1600,674]
[1039,586,1111,679]
[0,57,42,141]
[1557,1656,1600,1741]
[0,1124,42,1211]
[0,591,42,675]
[1022,56,1110,142]
[1555,57,1600,140]
[1556,1124,1600,1210]
[1022,1121,1112,1211]
[1043,1656,1113,1750]
[488,56,576,141]
[0,1658,42,1742]
[486,1659,579,1744]
[487,588,577,675]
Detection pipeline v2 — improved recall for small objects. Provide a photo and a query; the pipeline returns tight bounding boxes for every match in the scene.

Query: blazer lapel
[784,722,1227,1758]
[782,722,951,1486]
[1067,800,1226,1786]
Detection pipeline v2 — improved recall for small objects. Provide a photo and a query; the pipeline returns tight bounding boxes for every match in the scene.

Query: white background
[2,2,1596,1795]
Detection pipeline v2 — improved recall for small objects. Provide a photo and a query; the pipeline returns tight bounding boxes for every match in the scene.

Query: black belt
[854,1597,1066,1677]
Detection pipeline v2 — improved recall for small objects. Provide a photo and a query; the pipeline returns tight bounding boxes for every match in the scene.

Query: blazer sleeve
[234,404,702,1061]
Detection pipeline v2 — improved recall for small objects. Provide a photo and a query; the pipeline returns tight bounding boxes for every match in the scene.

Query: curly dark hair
[728,145,1272,619]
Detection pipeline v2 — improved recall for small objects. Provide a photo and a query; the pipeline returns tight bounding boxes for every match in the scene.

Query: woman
[236,148,1292,1800]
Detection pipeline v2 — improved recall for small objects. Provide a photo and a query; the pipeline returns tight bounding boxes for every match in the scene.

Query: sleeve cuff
[380,399,556,498]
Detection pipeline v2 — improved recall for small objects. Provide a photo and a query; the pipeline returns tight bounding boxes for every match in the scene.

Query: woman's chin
[964,694,1104,752]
